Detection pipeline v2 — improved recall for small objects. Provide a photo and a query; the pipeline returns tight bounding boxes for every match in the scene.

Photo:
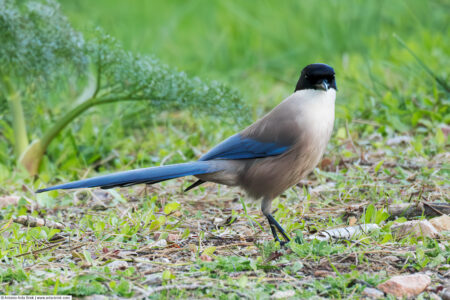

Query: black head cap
[295,63,337,92]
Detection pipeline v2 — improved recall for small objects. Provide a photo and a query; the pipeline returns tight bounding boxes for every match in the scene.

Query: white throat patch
[295,89,336,129]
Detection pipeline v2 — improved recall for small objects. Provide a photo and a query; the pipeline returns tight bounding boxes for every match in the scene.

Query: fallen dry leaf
[167,233,180,242]
[348,216,357,226]
[429,215,450,232]
[391,220,441,239]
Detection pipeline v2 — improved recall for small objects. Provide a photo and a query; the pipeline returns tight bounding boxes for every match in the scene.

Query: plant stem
[40,96,152,151]
[2,77,30,157]
[40,98,95,151]
[23,95,153,175]
[9,93,29,156]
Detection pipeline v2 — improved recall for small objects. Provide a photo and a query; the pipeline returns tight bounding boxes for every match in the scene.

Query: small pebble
[107,260,128,272]
[362,287,384,299]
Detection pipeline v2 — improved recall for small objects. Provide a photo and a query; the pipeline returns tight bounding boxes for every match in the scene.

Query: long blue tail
[36,161,219,193]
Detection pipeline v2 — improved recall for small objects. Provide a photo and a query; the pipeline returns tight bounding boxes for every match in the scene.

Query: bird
[37,63,337,244]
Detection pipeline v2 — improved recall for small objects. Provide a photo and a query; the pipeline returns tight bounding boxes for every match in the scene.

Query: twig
[306,224,380,241]
[388,202,450,219]
[68,242,89,252]
[14,242,64,258]
[423,202,447,216]
[215,242,254,249]
[91,153,119,169]
[13,215,65,230]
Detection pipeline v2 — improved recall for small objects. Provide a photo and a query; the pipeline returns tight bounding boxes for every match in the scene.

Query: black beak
[315,79,329,91]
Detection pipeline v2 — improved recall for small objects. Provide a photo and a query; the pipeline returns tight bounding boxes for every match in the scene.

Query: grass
[1,150,448,298]
[0,0,449,298]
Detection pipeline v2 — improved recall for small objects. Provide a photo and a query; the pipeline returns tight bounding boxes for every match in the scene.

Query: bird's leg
[267,214,282,243]
[262,197,291,245]
[265,213,291,244]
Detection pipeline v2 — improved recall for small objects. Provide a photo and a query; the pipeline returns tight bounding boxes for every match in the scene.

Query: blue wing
[199,133,290,161]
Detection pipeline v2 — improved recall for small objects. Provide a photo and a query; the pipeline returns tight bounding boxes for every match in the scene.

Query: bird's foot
[266,213,291,246]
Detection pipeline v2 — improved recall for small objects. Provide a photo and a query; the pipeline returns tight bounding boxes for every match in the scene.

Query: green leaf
[380,233,393,244]
[375,210,390,224]
[149,219,161,231]
[181,228,190,239]
[159,232,168,241]
[60,281,106,296]
[164,202,180,215]
[115,279,132,297]
[374,160,384,173]
[336,127,347,139]
[157,215,166,226]
[364,204,376,224]
[162,270,175,281]
[0,268,27,282]
[83,250,94,266]
[202,246,216,257]
[109,281,116,289]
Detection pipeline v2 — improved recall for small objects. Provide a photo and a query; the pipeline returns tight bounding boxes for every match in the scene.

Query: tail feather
[36,161,219,193]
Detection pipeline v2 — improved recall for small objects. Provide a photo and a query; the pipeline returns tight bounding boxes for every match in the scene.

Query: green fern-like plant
[0,0,247,175]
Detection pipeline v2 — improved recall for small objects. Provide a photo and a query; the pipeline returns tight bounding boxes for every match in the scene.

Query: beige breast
[239,89,336,200]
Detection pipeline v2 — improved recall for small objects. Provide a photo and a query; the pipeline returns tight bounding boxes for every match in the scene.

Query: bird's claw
[266,213,291,246]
